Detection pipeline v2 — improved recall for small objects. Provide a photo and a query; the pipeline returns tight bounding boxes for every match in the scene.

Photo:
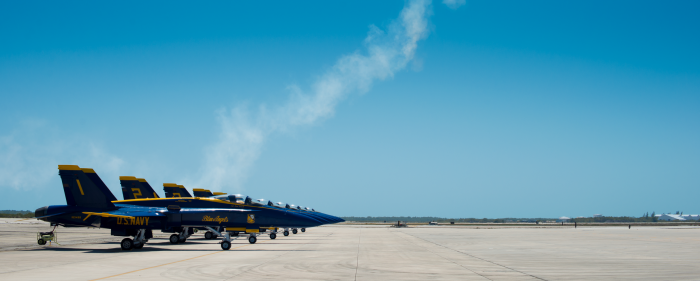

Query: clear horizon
[1,1,698,218]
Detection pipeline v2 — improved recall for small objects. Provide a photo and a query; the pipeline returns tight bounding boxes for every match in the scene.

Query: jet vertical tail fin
[139,179,160,198]
[120,177,160,200]
[58,165,117,209]
[193,188,214,197]
[163,183,192,198]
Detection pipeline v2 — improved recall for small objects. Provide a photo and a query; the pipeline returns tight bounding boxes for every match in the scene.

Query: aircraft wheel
[283,231,289,236]
[221,241,231,250]
[301,228,306,233]
[270,233,276,239]
[134,243,144,249]
[248,235,257,244]
[292,229,298,234]
[169,234,180,244]
[205,231,213,239]
[37,239,46,245]
[121,238,134,250]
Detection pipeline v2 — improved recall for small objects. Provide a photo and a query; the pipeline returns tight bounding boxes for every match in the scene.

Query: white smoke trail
[0,0,465,196]
[195,0,438,192]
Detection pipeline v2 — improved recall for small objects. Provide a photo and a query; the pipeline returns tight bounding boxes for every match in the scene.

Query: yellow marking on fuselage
[117,216,150,226]
[83,214,92,221]
[82,212,133,219]
[202,215,228,224]
[76,179,84,195]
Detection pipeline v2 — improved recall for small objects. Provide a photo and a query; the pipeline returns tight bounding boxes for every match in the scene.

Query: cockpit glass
[213,195,231,202]
[230,194,246,204]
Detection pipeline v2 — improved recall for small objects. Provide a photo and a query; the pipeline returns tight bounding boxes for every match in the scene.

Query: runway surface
[1,219,699,280]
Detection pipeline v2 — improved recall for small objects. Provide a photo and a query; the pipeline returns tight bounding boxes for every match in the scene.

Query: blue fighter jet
[35,165,330,250]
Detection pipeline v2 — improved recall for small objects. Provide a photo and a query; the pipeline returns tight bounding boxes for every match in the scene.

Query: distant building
[656,214,700,221]
[556,216,571,222]
[593,214,603,218]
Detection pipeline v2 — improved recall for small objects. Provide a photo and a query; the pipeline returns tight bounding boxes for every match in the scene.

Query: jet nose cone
[35,206,48,218]
[290,212,322,227]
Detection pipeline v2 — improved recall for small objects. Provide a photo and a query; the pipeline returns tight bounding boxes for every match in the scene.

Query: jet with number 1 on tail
[35,165,325,251]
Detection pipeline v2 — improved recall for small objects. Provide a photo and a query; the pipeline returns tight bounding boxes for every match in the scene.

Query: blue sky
[1,1,698,218]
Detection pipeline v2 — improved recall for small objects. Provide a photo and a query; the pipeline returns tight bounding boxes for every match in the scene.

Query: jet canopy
[211,194,250,204]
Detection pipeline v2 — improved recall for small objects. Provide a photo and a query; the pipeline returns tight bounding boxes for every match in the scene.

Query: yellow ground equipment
[37,231,57,245]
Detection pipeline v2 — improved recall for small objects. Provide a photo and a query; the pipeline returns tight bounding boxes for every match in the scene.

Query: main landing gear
[204,227,221,240]
[269,233,277,239]
[301,228,306,233]
[248,234,257,244]
[292,228,298,234]
[283,229,290,236]
[121,229,149,251]
[169,227,191,244]
[204,231,219,239]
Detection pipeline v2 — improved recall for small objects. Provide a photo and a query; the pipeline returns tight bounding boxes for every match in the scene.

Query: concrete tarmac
[1,219,699,280]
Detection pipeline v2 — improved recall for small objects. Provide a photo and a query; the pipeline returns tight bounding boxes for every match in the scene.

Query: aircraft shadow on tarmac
[25,246,314,253]
[25,240,317,253]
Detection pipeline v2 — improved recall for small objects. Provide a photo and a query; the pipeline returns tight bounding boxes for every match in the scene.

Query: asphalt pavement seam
[89,243,253,280]
[399,230,548,281]
[223,231,335,280]
[354,227,362,281]
[392,229,493,280]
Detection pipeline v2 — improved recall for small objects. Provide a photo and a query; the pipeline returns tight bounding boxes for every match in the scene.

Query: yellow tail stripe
[76,179,84,195]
